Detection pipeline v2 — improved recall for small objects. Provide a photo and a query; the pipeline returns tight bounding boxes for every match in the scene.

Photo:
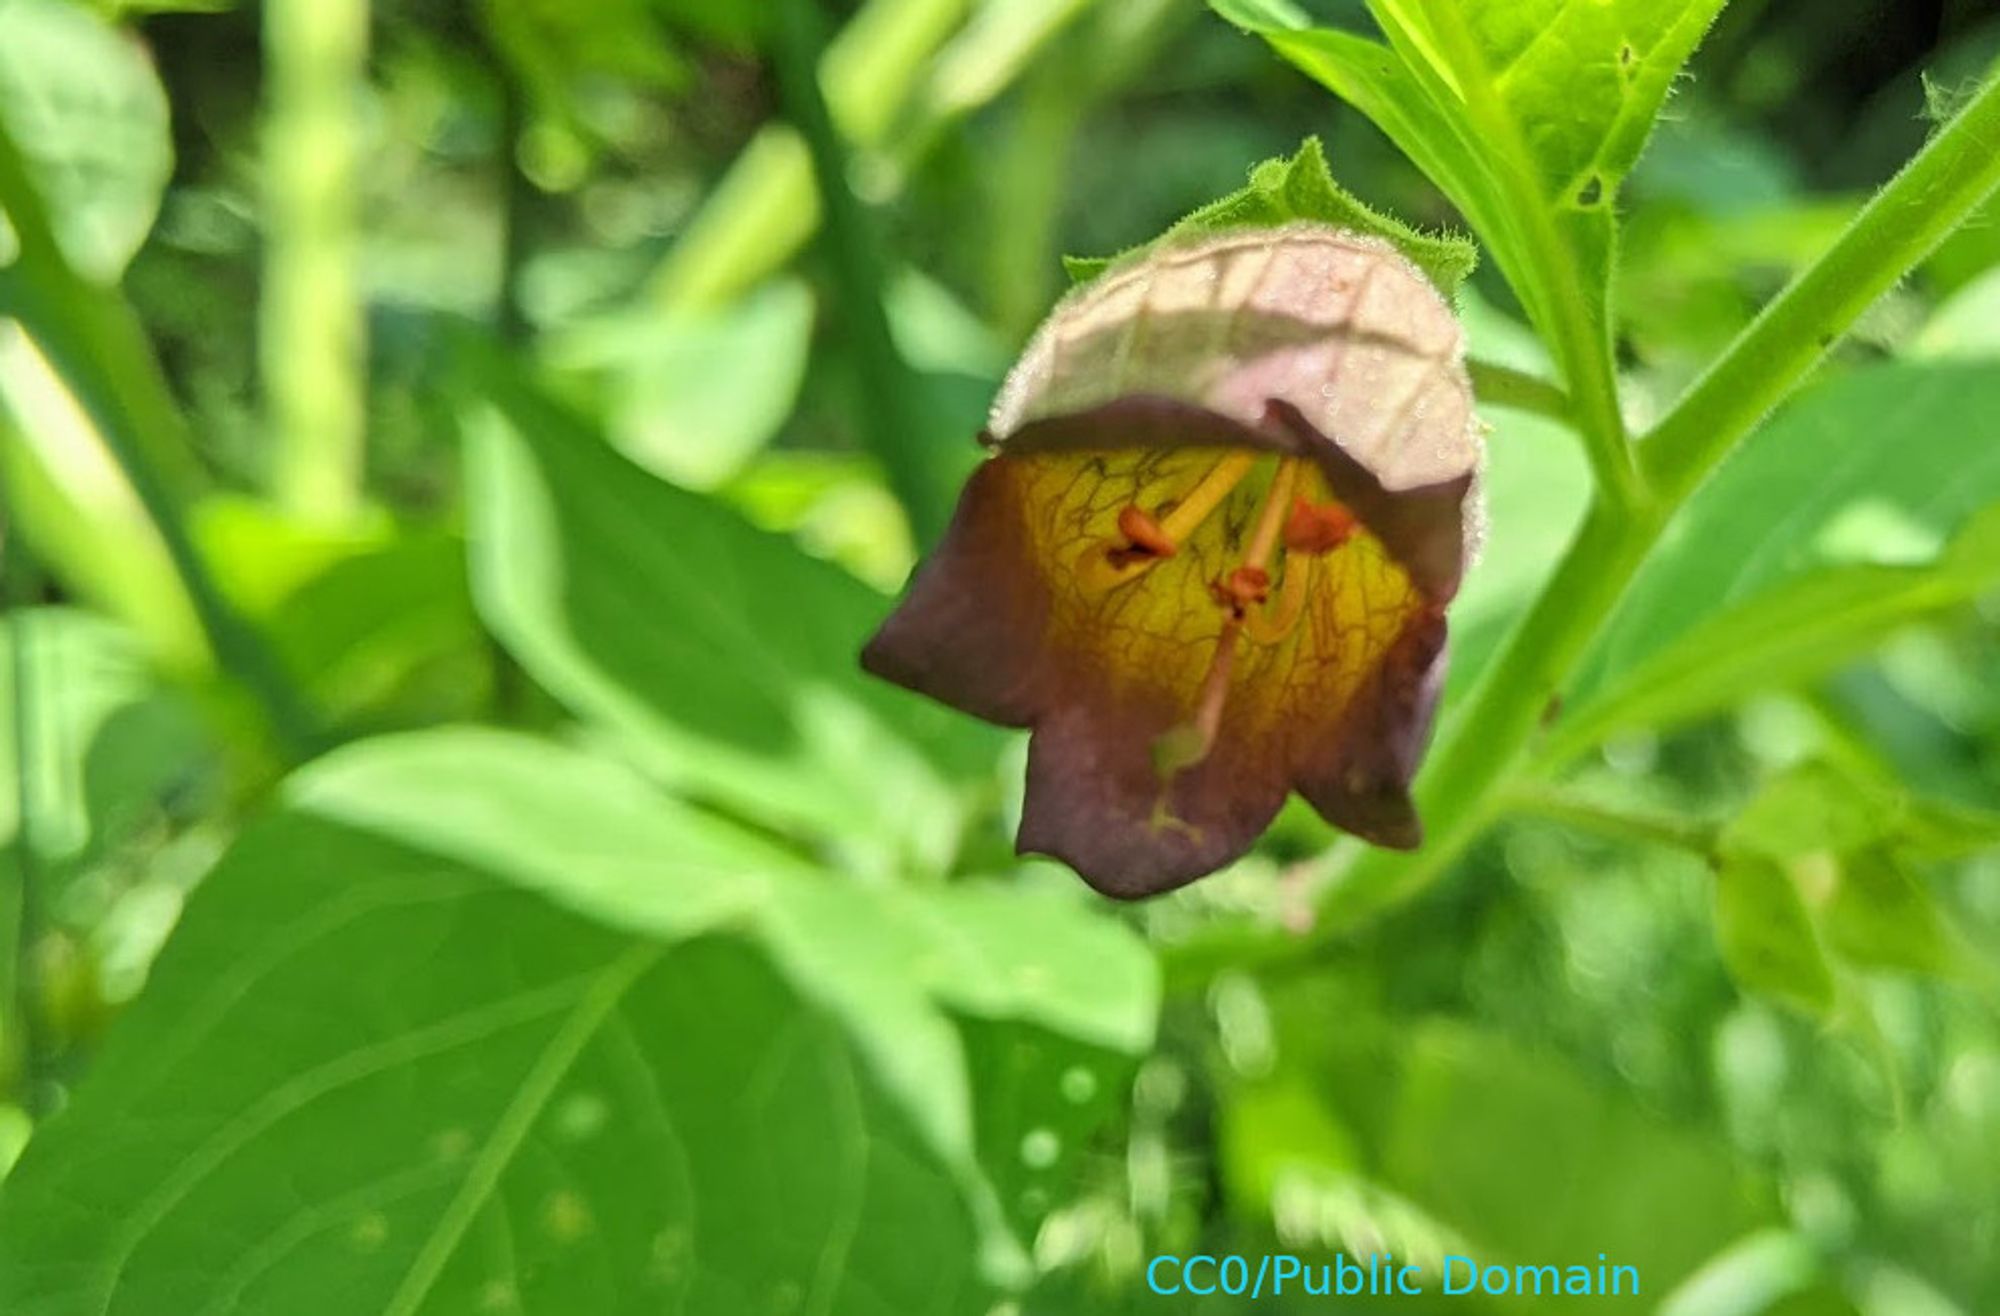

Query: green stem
[1467,357,1571,424]
[262,0,370,521]
[1642,70,2000,502]
[1500,782,1718,857]
[0,118,323,760]
[772,0,961,548]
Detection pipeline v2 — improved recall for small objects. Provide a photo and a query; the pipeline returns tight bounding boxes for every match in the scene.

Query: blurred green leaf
[479,0,691,136]
[0,609,204,896]
[551,279,817,490]
[1063,136,1476,297]
[1713,852,1838,1019]
[1725,762,1886,860]
[1385,1022,1779,1305]
[459,355,1001,874]
[1913,265,2000,361]
[194,498,486,725]
[1557,364,2000,757]
[1823,846,1958,978]
[1717,762,1982,986]
[0,335,205,668]
[0,0,172,281]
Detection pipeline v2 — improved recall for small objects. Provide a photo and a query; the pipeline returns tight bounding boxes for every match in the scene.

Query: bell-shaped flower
[864,224,1483,898]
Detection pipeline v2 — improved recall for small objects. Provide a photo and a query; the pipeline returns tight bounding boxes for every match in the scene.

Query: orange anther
[1284,497,1358,555]
[1116,504,1178,559]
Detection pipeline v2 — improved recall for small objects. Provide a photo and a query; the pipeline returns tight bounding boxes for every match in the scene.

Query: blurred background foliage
[0,0,1998,1312]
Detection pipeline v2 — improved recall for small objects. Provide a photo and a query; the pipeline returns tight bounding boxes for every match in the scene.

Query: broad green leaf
[1063,137,1476,297]
[1559,363,2000,754]
[1723,762,1887,861]
[294,732,1156,1238]
[0,0,172,280]
[0,823,986,1314]
[0,727,1158,1311]
[1713,853,1837,1018]
[458,354,1001,876]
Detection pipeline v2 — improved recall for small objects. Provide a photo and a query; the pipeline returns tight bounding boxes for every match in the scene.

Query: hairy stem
[1642,70,2000,502]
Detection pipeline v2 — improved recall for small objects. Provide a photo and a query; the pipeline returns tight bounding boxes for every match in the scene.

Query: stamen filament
[1079,450,1259,595]
[1159,451,1259,545]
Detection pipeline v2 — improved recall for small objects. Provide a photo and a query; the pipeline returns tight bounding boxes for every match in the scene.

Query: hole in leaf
[1576,175,1605,207]
[1619,42,1636,68]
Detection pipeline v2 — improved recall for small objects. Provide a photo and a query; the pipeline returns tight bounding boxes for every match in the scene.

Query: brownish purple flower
[864,224,1483,898]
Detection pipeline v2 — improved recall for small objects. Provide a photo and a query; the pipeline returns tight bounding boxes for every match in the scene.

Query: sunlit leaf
[1558,364,2000,757]
[0,0,171,280]
[0,727,1159,1311]
[457,351,1000,876]
[549,278,816,490]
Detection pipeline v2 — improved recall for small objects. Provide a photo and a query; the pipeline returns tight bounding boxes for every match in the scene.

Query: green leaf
[0,608,205,896]
[1716,763,1979,985]
[1713,852,1838,1018]
[1557,363,2000,756]
[1723,762,1887,861]
[1383,1022,1779,1300]
[550,274,816,492]
[0,357,206,668]
[0,0,172,280]
[1064,137,1476,297]
[1823,846,1960,979]
[194,497,486,725]
[0,728,1159,1311]
[0,829,984,1313]
[458,351,1000,874]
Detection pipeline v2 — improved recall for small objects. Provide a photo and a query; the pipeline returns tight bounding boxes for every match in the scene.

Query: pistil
[1150,458,1299,794]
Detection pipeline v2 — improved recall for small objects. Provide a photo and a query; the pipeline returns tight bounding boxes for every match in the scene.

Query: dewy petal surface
[864,223,1482,898]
